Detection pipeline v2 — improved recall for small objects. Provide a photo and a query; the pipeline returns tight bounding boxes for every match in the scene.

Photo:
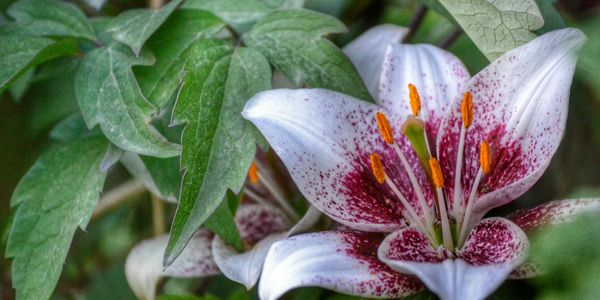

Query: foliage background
[0,0,599,299]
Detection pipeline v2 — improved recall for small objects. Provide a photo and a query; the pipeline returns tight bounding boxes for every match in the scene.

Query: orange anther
[461,92,473,128]
[376,112,395,145]
[248,161,259,184]
[408,84,421,117]
[429,158,444,188]
[370,153,386,184]
[480,141,492,174]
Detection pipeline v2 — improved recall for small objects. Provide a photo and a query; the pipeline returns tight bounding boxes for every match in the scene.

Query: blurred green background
[1,0,599,299]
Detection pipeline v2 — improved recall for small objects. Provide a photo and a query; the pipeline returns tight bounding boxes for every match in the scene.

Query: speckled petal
[506,198,600,279]
[437,28,586,223]
[507,198,600,232]
[125,230,219,300]
[235,204,292,244]
[343,24,408,98]
[213,205,320,288]
[379,218,528,300]
[259,231,423,300]
[243,88,435,232]
[378,44,469,147]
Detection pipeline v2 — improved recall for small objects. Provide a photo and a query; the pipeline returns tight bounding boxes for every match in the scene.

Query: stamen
[254,160,300,221]
[376,112,395,145]
[369,153,386,184]
[461,92,473,128]
[430,158,454,250]
[408,84,421,117]
[457,141,492,245]
[429,158,444,188]
[480,141,492,174]
[248,161,259,184]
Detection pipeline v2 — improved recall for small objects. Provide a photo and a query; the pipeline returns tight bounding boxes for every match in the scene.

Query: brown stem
[402,5,428,43]
[439,28,463,49]
[149,0,163,9]
[152,194,167,236]
[92,180,147,221]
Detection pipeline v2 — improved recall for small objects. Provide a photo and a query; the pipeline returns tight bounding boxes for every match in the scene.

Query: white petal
[212,205,320,289]
[342,24,408,98]
[125,231,219,300]
[436,28,587,224]
[378,43,469,143]
[259,231,423,300]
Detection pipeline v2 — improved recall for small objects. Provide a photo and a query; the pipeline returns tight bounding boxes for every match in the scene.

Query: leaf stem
[91,180,146,221]
[402,5,428,43]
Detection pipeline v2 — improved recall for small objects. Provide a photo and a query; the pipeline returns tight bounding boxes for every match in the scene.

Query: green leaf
[121,151,181,201]
[534,0,566,34]
[0,31,78,91]
[6,136,109,300]
[262,0,305,9]
[74,45,181,158]
[205,191,244,252]
[577,18,600,96]
[164,42,271,266]
[107,0,182,55]
[437,0,544,60]
[7,0,95,40]
[135,9,225,108]
[183,0,271,33]
[243,9,373,102]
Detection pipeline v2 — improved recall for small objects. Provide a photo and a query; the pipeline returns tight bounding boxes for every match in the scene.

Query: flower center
[368,84,493,250]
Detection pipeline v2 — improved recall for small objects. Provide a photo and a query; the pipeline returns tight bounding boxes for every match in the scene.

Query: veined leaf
[183,0,271,33]
[7,0,95,40]
[262,0,305,9]
[75,45,181,158]
[0,31,78,91]
[242,9,373,102]
[107,0,182,55]
[135,9,225,108]
[6,136,109,300]
[437,0,544,61]
[164,41,271,266]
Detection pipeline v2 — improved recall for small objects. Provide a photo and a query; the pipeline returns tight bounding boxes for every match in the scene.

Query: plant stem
[439,28,462,49]
[92,180,146,221]
[149,0,162,9]
[152,194,167,236]
[402,5,428,43]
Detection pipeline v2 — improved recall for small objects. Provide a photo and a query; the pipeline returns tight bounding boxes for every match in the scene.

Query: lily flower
[242,25,599,300]
[125,158,319,300]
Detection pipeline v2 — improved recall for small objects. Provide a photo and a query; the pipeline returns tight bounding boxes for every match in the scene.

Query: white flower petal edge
[378,43,469,142]
[342,24,408,98]
[437,28,587,225]
[379,218,528,300]
[125,230,219,300]
[259,231,423,300]
[212,205,321,288]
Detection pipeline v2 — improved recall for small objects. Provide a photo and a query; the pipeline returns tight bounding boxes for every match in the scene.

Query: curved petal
[379,44,469,147]
[342,24,408,98]
[507,198,600,232]
[259,231,423,300]
[235,204,292,243]
[437,28,586,222]
[213,205,320,288]
[125,230,219,300]
[243,88,435,232]
[507,198,600,279]
[379,218,528,300]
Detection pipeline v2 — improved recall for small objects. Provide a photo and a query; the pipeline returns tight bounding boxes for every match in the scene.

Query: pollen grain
[408,84,421,117]
[376,112,395,145]
[429,158,444,188]
[248,161,259,184]
[480,141,492,174]
[370,153,386,184]
[461,92,473,128]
